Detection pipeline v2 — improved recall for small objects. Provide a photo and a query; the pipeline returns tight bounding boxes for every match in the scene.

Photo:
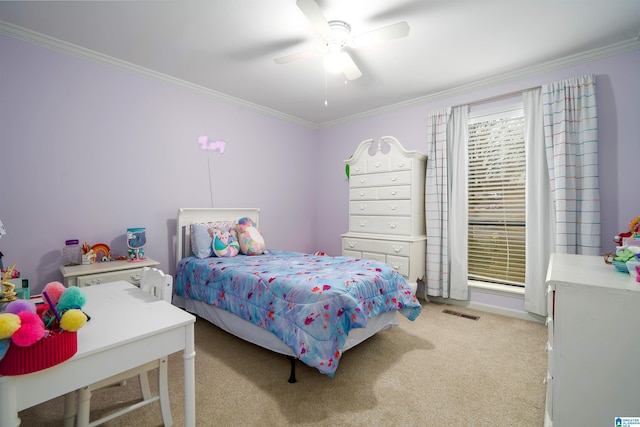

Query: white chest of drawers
[60,258,160,287]
[342,136,427,293]
[544,253,640,426]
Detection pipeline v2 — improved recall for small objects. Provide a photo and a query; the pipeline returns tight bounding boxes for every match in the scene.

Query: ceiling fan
[274,0,410,80]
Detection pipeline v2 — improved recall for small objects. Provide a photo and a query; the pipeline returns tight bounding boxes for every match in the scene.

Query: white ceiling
[1,0,639,126]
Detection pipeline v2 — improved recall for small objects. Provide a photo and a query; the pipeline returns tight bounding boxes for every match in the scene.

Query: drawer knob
[359,205,366,210]
[392,263,401,269]
[359,221,368,228]
[389,204,397,211]
[86,279,102,287]
[392,245,402,253]
[354,167,361,172]
[359,178,366,184]
[390,190,397,196]
[348,241,357,248]
[359,191,365,197]
[388,222,398,229]
[390,176,398,182]
[375,162,382,168]
[396,162,405,168]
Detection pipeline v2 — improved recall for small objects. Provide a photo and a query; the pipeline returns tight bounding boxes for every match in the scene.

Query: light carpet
[18,301,547,426]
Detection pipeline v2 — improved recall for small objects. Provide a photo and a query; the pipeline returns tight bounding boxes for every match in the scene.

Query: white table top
[2,281,196,415]
[77,281,194,358]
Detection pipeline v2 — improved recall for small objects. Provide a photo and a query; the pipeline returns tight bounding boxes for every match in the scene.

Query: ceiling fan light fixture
[324,45,347,73]
[276,1,409,81]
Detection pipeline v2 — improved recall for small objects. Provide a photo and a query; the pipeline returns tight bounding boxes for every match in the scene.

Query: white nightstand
[60,258,160,287]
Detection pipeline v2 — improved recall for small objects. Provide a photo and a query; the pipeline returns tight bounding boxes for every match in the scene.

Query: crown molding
[2,20,638,130]
[0,21,318,129]
[322,36,640,128]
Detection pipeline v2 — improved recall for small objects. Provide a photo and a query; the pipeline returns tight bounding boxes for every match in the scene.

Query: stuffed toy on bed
[236,217,265,255]
[212,228,240,257]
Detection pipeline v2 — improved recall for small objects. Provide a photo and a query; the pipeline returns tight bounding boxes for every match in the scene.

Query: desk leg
[183,323,196,427]
[0,376,21,427]
[63,391,77,427]
[77,386,92,427]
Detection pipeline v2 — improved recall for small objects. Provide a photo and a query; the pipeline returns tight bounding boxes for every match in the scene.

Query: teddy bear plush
[236,217,265,255]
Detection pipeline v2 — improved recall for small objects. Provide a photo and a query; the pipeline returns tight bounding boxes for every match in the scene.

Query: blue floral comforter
[175,250,421,377]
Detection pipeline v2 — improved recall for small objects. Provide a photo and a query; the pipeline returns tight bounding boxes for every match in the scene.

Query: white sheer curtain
[523,88,555,316]
[542,74,600,255]
[425,108,450,298]
[522,74,600,316]
[425,106,469,300]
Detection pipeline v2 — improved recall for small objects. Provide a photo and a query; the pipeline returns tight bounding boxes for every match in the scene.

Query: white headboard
[176,208,260,267]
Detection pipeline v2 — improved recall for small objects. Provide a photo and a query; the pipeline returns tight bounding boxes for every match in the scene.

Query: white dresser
[342,136,427,293]
[60,258,159,287]
[544,253,640,426]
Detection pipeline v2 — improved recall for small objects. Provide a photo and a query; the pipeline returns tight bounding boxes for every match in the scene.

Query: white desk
[0,281,196,427]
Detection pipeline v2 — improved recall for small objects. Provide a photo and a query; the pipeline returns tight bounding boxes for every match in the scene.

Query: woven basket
[0,330,77,376]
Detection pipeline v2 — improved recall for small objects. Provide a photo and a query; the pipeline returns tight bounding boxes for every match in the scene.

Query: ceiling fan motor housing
[326,21,351,48]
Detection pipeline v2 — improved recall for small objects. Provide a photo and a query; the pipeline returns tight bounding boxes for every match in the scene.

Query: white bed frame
[174,208,399,376]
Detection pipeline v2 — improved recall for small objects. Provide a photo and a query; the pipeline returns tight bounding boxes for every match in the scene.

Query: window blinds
[467,108,526,286]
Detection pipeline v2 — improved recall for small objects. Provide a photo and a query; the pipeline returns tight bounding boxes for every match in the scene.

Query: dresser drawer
[343,251,409,278]
[366,157,391,174]
[350,171,411,188]
[349,215,412,235]
[390,155,413,172]
[350,200,411,216]
[377,185,411,200]
[76,268,145,287]
[362,252,387,263]
[350,185,411,201]
[343,249,361,258]
[349,153,415,175]
[342,246,410,277]
[386,255,409,276]
[343,237,412,256]
[349,158,368,176]
[350,188,378,200]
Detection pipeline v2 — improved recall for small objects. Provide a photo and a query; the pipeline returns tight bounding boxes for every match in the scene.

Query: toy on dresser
[127,227,147,261]
[0,282,89,375]
[0,263,18,303]
[607,216,640,281]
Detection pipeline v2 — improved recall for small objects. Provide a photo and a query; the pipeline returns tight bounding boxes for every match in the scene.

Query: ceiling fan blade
[274,49,322,64]
[352,21,410,48]
[296,0,332,37]
[342,52,362,80]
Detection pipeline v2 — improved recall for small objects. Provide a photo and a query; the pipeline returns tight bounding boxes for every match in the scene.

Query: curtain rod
[453,85,542,109]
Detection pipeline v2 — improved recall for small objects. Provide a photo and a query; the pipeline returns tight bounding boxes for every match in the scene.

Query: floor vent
[442,309,480,320]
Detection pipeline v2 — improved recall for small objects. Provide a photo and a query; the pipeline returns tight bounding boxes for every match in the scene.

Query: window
[467,106,525,286]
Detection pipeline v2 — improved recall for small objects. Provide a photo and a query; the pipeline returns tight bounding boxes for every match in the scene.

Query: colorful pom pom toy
[0,284,88,375]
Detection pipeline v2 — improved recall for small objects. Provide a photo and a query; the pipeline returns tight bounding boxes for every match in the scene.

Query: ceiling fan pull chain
[324,69,328,107]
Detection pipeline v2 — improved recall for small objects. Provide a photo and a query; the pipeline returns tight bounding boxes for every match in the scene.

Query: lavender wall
[0,35,318,293]
[1,33,638,304]
[315,48,640,312]
[315,48,640,259]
